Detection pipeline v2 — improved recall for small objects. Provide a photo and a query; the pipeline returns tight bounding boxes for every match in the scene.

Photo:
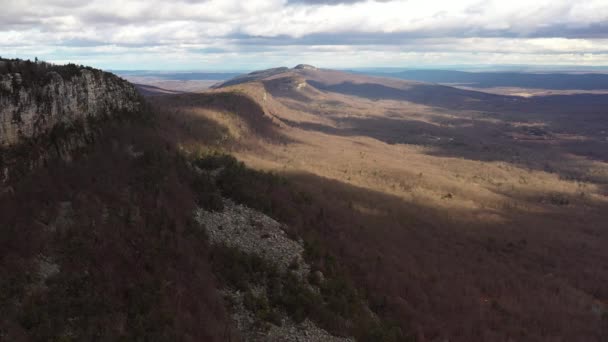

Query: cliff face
[0,60,142,146]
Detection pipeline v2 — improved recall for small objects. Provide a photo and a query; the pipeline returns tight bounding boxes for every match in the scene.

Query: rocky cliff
[0,59,143,147]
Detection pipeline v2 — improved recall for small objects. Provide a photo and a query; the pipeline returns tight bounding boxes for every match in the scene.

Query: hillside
[155,65,608,341]
[2,60,608,341]
[0,58,142,147]
[357,69,608,90]
[0,61,403,342]
[0,60,241,340]
[0,58,146,188]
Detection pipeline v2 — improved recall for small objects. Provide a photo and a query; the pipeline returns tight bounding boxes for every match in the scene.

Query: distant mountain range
[353,69,608,90]
[114,70,242,81]
[117,67,608,92]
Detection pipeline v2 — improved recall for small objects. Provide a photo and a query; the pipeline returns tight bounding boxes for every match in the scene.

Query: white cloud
[1,0,607,69]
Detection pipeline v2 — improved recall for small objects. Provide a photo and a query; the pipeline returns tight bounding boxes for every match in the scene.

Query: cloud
[286,0,383,4]
[1,0,608,69]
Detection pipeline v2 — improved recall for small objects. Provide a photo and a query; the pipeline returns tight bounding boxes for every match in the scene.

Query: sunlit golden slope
[153,67,608,341]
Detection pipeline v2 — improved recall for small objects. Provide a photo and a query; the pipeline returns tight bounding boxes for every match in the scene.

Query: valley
[152,66,608,341]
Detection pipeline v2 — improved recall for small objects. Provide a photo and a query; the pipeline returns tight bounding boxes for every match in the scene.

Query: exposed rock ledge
[294,64,318,71]
[1,65,142,147]
[195,200,354,342]
[195,199,310,278]
[224,287,353,342]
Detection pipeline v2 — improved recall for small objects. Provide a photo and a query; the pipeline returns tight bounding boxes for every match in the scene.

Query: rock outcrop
[0,59,142,147]
[196,200,355,342]
[293,64,317,71]
[212,67,291,89]
[195,199,310,278]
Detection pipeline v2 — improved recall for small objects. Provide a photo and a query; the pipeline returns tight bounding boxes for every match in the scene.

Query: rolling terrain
[356,69,608,90]
[1,60,405,341]
[117,70,242,95]
[152,65,608,341]
[2,59,607,341]
[0,59,236,341]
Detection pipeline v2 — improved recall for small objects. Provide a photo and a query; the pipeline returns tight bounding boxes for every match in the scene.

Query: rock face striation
[0,59,142,147]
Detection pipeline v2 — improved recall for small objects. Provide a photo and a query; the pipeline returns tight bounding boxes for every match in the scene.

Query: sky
[1,0,608,71]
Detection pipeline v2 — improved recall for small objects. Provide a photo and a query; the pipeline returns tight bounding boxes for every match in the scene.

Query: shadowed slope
[0,118,236,341]
[359,69,608,90]
[149,90,292,147]
[134,83,186,96]
[158,66,608,341]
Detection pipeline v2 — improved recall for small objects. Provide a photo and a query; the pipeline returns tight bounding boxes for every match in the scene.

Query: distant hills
[354,69,608,90]
[117,67,608,95]
[114,70,241,81]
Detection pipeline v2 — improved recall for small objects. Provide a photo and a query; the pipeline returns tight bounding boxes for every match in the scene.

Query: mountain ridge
[0,58,143,147]
[152,64,608,341]
[2,59,608,341]
[1,60,404,342]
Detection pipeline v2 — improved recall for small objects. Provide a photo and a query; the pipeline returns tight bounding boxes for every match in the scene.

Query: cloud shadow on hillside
[308,80,608,115]
[150,92,296,146]
[282,111,608,185]
[272,170,608,341]
[282,81,608,183]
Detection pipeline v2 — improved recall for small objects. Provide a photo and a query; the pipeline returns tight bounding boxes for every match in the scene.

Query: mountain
[155,65,608,341]
[133,83,186,96]
[116,70,243,95]
[0,60,236,341]
[1,58,142,147]
[115,70,242,81]
[2,60,608,341]
[354,69,608,90]
[211,67,292,88]
[0,61,401,342]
